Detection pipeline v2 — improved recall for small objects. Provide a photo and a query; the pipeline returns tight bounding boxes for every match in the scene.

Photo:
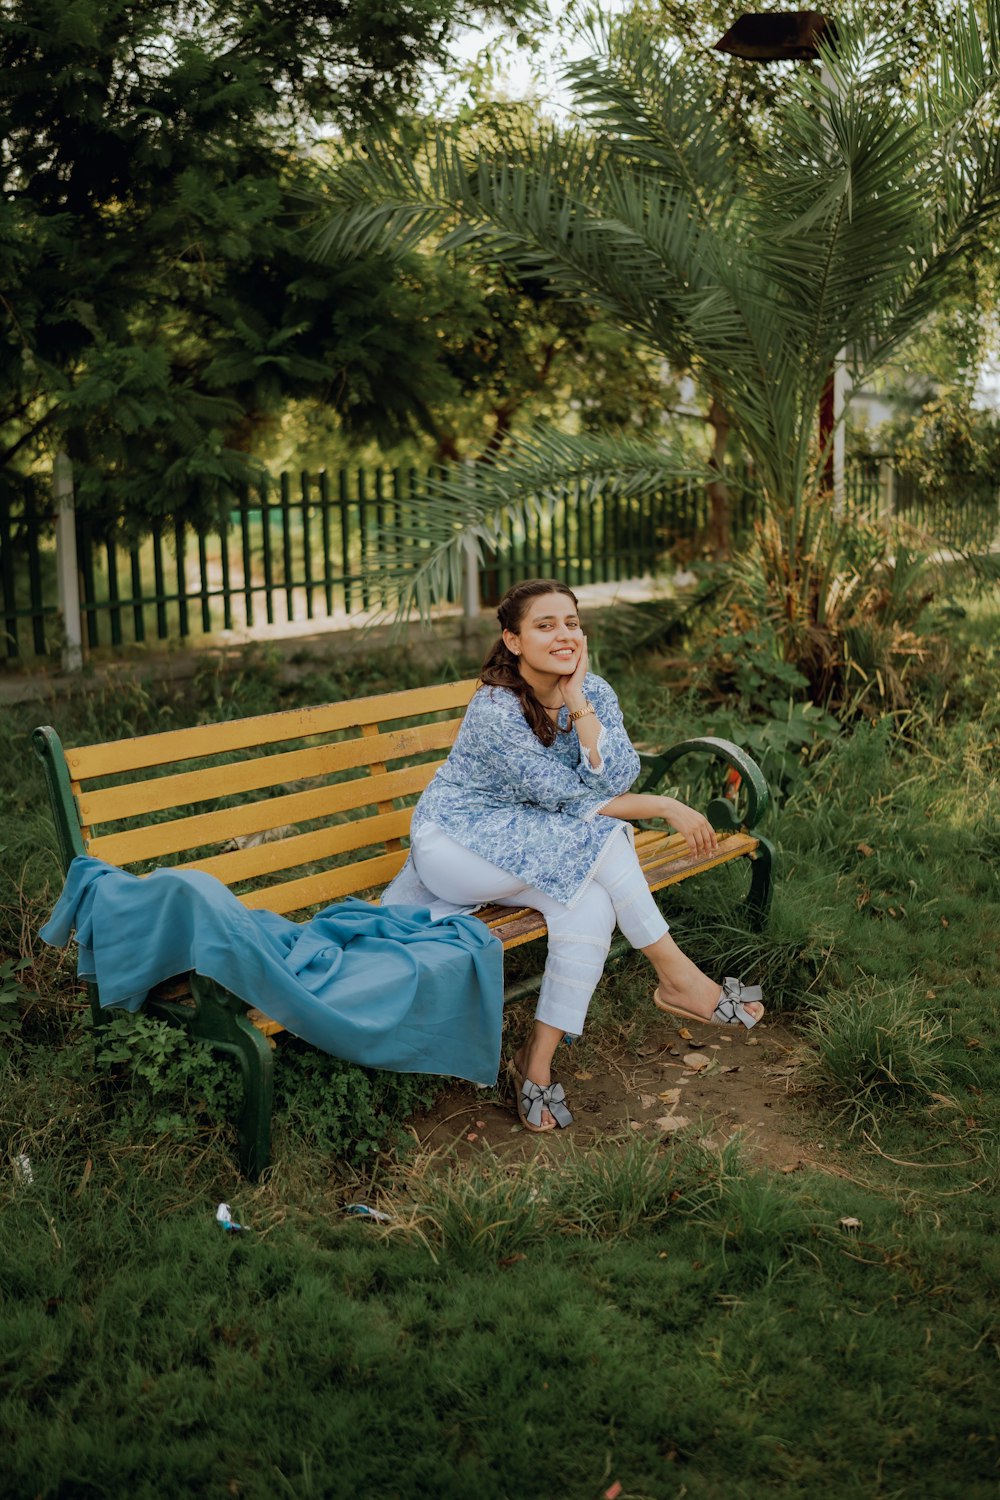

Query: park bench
[33,678,774,1178]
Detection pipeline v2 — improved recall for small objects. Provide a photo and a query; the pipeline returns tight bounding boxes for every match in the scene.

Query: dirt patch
[407,1015,820,1172]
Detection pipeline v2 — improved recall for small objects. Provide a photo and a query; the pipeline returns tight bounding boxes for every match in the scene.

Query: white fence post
[462,458,481,625]
[879,459,895,523]
[54,451,83,671]
[463,534,481,623]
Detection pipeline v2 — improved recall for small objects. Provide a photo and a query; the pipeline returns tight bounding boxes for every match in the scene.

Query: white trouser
[410,821,670,1035]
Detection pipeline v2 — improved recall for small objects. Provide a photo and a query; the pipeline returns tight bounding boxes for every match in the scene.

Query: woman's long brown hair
[479,578,580,746]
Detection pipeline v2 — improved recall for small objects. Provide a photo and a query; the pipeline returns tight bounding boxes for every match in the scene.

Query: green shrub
[91,1011,244,1143]
[0,956,35,1040]
[799,978,952,1134]
[272,1039,440,1165]
[80,1011,442,1167]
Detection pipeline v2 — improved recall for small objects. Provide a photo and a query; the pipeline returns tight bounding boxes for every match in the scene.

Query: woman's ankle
[521,1022,564,1080]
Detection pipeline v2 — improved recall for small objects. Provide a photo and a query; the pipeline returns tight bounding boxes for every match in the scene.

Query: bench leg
[188,975,275,1181]
[746,837,776,932]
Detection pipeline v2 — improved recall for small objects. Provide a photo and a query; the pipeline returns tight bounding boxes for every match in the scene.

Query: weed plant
[799,979,951,1134]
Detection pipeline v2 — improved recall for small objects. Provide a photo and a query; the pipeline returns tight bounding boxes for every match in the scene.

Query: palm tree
[312,3,1000,685]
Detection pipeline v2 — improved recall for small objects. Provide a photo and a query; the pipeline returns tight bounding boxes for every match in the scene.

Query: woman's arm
[598,793,719,859]
[557,636,603,767]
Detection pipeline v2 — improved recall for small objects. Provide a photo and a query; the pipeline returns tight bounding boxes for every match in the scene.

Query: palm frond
[363,429,714,622]
[308,1,1000,531]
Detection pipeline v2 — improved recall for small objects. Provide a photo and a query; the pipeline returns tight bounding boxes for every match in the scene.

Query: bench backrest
[34,679,480,916]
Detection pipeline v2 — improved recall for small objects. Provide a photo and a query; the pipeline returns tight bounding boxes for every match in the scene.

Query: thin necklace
[538,698,572,733]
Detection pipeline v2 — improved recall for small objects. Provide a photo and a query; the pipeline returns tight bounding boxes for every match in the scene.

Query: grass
[2,600,999,1497]
[3,1135,999,1498]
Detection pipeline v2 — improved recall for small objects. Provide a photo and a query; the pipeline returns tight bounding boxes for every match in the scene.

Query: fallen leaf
[925,990,936,1000]
[655,1114,691,1134]
[856,842,875,857]
[682,1051,711,1071]
[466,1132,478,1143]
[941,916,949,927]
[498,1253,526,1267]
[573,1069,593,1081]
[605,1483,623,1500]
[639,1093,659,1110]
[630,1120,644,1131]
[658,1087,682,1105]
[475,1119,486,1128]
[780,1161,802,1174]
[677,1026,693,1041]
[722,1065,741,1075]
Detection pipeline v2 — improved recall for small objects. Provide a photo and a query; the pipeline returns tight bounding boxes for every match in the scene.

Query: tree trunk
[707,395,732,557]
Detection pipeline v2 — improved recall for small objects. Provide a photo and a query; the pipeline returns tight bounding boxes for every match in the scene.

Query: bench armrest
[33,725,87,872]
[636,736,770,834]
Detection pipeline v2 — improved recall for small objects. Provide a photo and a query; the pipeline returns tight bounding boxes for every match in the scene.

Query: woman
[385,578,764,1133]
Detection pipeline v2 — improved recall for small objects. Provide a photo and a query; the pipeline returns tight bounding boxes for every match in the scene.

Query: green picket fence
[0,466,749,662]
[1,460,996,663]
[0,477,52,660]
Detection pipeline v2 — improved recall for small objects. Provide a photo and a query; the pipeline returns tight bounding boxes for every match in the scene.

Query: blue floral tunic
[390,672,641,909]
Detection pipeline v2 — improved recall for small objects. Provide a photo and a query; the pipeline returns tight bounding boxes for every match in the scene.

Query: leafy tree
[317,2,1000,691]
[0,0,536,530]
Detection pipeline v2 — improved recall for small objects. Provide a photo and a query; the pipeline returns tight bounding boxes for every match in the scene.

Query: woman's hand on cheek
[560,636,589,701]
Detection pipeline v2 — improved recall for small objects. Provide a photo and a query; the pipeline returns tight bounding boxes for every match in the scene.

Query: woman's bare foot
[644,935,764,1024]
[513,1020,565,1130]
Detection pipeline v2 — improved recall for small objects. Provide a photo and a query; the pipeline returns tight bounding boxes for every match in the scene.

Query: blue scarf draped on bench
[40,855,505,1084]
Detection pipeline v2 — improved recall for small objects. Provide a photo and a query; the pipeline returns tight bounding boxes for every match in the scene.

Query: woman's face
[503,591,583,680]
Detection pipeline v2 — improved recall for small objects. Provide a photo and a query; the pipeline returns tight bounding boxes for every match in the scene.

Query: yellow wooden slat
[237,849,410,914]
[66,680,479,779]
[643,834,758,889]
[86,760,446,866]
[361,722,403,854]
[172,808,413,884]
[78,718,463,826]
[246,1008,284,1037]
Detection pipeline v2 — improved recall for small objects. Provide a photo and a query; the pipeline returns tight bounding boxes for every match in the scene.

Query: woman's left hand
[559,635,590,705]
[662,797,718,858]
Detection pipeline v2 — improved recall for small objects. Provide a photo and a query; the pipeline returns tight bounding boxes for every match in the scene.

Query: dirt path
[407,1015,820,1172]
